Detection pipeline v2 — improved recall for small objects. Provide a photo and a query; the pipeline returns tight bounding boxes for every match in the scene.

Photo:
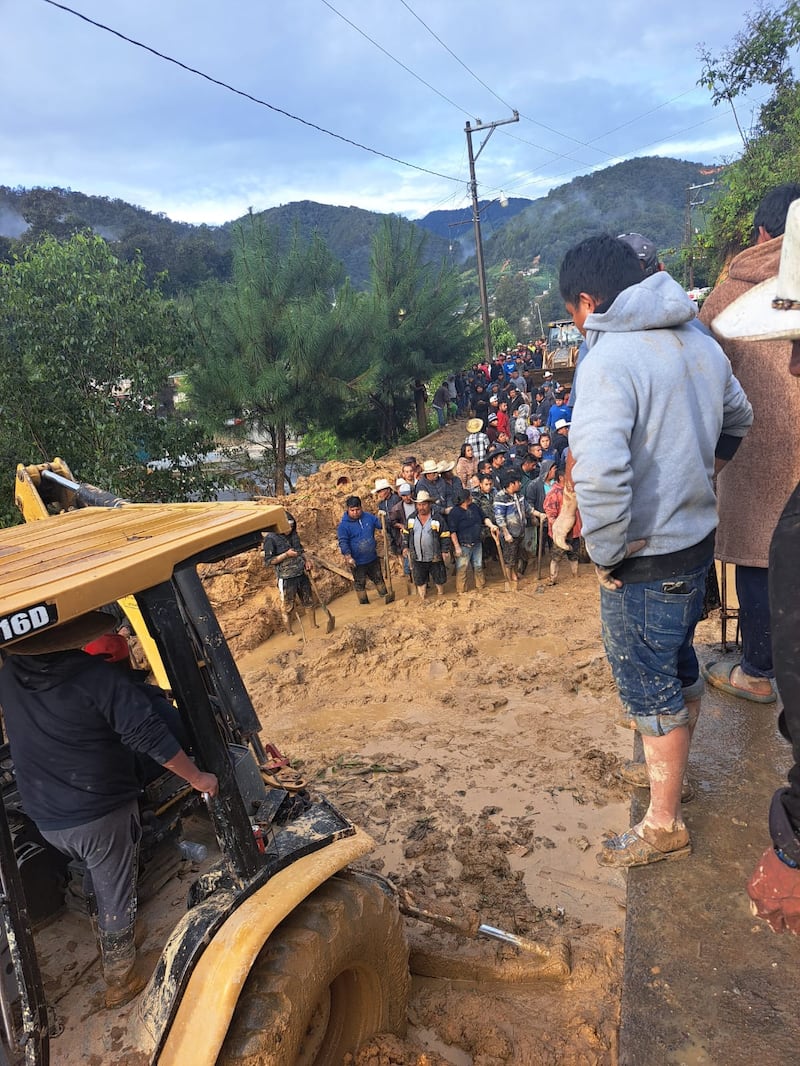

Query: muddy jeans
[41,799,141,933]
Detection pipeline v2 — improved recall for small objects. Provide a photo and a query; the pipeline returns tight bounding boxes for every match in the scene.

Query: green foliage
[490,316,516,353]
[189,218,359,493]
[0,233,217,526]
[699,2,800,267]
[493,274,530,339]
[356,217,472,442]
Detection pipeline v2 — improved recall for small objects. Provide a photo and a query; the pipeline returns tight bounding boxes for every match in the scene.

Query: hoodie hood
[584,271,696,343]
[535,459,557,485]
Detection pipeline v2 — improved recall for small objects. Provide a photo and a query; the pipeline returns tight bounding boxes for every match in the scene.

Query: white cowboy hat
[466,418,483,433]
[421,459,439,474]
[437,460,456,473]
[372,478,392,493]
[713,199,800,341]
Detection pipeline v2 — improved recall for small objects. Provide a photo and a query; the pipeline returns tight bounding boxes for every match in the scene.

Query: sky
[0,0,768,226]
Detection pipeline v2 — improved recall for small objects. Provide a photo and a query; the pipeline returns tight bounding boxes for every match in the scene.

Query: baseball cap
[618,232,659,275]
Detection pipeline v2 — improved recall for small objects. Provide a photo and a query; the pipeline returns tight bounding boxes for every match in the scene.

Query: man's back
[570,272,752,567]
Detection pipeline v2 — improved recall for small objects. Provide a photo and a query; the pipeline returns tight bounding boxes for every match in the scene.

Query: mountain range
[0,155,719,296]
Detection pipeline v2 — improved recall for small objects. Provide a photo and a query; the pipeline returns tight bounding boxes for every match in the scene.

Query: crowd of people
[261,186,800,926]
[338,366,584,601]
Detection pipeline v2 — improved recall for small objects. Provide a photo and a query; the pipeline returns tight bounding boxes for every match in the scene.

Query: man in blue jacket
[337,495,389,604]
[560,234,752,868]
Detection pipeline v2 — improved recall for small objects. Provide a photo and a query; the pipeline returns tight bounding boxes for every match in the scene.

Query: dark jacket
[526,460,557,514]
[0,651,181,831]
[263,528,306,579]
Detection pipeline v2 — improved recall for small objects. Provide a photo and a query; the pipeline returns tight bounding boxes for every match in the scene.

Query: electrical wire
[39,0,463,184]
[320,0,477,119]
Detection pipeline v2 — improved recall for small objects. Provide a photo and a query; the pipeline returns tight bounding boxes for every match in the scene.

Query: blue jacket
[337,511,381,565]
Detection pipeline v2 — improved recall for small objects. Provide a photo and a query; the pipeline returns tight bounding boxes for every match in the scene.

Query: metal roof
[0,502,287,646]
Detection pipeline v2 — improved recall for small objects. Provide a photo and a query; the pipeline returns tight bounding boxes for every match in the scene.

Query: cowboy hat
[466,418,483,433]
[437,460,455,473]
[421,459,439,474]
[713,199,800,341]
[415,490,434,503]
[372,478,392,493]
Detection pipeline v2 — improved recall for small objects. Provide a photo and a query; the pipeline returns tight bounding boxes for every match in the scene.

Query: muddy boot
[376,582,388,597]
[455,564,467,594]
[280,608,294,635]
[549,559,559,586]
[356,590,369,605]
[100,926,146,1009]
[569,559,579,578]
[474,567,486,590]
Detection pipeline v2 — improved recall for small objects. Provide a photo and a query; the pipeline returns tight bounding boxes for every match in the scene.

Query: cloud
[3,0,758,224]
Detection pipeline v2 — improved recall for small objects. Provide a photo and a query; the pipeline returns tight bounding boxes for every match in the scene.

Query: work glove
[551,487,577,550]
[595,539,647,591]
[747,846,800,934]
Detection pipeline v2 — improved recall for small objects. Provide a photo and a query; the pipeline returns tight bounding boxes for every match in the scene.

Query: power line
[40,0,463,184]
[320,0,476,119]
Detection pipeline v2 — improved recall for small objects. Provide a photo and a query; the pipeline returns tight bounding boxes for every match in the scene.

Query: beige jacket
[701,236,800,566]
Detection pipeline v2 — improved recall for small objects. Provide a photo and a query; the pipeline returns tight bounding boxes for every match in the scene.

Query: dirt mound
[209,422,630,1063]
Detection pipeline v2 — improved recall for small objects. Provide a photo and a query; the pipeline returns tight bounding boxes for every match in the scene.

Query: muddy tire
[217,872,409,1066]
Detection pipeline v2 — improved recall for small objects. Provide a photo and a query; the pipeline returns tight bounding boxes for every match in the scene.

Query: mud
[208,421,633,1064]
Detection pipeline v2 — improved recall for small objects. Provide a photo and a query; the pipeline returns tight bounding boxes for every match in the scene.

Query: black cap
[617,232,659,275]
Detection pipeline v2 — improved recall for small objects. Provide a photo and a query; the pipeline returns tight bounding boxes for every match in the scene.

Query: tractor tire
[217,872,409,1066]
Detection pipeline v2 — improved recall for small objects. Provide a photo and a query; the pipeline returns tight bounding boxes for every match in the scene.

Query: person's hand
[454,546,462,557]
[747,846,800,933]
[344,555,356,569]
[304,560,312,572]
[551,488,577,550]
[595,539,647,591]
[194,771,219,798]
[285,548,299,558]
[504,531,512,543]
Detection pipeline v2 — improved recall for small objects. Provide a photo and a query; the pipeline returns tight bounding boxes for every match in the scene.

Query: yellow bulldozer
[0,460,409,1065]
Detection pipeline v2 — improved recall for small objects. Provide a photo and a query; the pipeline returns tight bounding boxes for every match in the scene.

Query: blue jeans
[735,565,774,678]
[432,404,446,428]
[600,560,709,737]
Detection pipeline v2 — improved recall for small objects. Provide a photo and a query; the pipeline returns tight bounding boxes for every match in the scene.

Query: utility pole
[465,113,519,362]
[683,180,715,289]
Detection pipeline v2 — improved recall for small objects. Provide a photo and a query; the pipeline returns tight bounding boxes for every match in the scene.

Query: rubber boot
[549,559,559,586]
[356,590,369,605]
[569,559,579,578]
[455,563,467,594]
[376,582,388,597]
[100,926,146,1009]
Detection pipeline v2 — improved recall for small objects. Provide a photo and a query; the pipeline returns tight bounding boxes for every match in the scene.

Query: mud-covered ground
[205,421,641,1065]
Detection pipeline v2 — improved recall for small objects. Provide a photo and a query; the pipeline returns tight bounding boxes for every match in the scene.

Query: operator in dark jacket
[0,612,218,1009]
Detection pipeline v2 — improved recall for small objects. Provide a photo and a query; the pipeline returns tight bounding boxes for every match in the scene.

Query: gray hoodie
[569,272,752,569]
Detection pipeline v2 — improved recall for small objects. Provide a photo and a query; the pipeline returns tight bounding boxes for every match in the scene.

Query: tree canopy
[0,232,216,525]
[699,1,800,262]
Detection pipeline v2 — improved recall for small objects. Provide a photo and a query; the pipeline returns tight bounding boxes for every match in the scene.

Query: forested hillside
[0,187,451,294]
[481,157,717,272]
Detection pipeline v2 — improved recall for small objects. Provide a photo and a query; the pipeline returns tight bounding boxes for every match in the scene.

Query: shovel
[490,527,511,593]
[537,513,545,581]
[307,573,335,633]
[379,513,396,604]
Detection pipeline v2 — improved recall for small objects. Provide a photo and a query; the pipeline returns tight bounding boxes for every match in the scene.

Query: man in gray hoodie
[560,234,753,868]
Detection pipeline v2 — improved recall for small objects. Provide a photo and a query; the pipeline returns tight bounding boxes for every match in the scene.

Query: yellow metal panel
[0,502,288,642]
[154,829,375,1066]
